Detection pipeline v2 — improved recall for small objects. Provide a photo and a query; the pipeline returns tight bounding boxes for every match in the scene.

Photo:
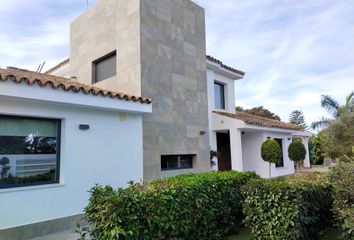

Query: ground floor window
[0,115,60,189]
[161,155,194,170]
[274,138,284,167]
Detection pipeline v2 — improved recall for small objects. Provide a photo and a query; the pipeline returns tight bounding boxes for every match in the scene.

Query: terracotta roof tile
[206,55,245,76]
[213,111,300,130]
[0,67,152,104]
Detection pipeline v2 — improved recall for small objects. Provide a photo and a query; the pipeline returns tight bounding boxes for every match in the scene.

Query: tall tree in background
[236,106,281,121]
[311,91,354,130]
[289,110,308,130]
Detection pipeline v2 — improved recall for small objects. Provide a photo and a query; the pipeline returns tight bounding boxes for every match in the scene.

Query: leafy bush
[288,141,306,162]
[310,134,325,165]
[328,162,354,240]
[261,140,281,164]
[261,139,281,177]
[242,174,332,240]
[79,171,258,240]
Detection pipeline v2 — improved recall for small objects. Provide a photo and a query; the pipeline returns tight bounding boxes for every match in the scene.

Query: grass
[228,227,342,240]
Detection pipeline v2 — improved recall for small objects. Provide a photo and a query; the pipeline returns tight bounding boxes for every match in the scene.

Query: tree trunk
[269,162,271,178]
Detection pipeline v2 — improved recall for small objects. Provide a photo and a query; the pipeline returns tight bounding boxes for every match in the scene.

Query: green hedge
[79,171,258,240]
[241,173,332,240]
[328,162,354,240]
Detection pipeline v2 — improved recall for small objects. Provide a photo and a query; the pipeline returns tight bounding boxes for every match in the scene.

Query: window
[274,138,284,167]
[0,115,60,189]
[92,50,117,83]
[214,82,225,109]
[161,155,194,170]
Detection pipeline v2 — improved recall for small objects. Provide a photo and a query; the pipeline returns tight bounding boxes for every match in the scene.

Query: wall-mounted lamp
[199,131,206,136]
[288,138,291,141]
[242,131,245,135]
[267,136,271,140]
[79,124,90,130]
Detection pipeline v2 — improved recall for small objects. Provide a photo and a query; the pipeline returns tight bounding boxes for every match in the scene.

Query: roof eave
[207,60,244,80]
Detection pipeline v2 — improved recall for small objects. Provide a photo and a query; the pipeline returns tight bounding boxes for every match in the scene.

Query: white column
[210,131,218,170]
[303,137,311,168]
[229,128,243,171]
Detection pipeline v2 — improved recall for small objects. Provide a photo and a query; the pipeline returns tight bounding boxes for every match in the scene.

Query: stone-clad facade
[140,0,210,180]
[67,0,210,180]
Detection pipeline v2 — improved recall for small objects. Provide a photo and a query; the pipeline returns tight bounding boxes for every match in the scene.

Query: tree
[288,141,307,169]
[242,106,281,121]
[261,139,281,178]
[310,134,325,165]
[311,91,354,130]
[289,110,308,130]
[235,106,244,112]
[322,111,354,161]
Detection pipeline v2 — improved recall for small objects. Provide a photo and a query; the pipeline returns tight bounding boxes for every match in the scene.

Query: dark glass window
[214,82,225,109]
[92,51,117,83]
[0,115,60,189]
[161,155,194,170]
[274,138,284,167]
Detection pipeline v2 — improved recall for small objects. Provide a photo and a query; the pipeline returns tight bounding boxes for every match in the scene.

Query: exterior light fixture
[79,124,90,130]
[267,137,271,140]
[200,131,206,135]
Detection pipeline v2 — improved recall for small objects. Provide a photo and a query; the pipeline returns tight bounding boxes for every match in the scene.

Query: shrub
[80,171,258,240]
[288,141,307,169]
[328,162,354,240]
[242,174,332,240]
[261,139,281,177]
[288,141,306,162]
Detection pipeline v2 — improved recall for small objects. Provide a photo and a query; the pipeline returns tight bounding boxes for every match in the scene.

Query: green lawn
[228,228,342,240]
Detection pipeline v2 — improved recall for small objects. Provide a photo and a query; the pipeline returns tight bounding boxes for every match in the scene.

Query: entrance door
[216,132,232,171]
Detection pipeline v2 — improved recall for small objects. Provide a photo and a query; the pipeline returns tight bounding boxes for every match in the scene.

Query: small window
[0,115,60,189]
[92,51,117,83]
[274,138,284,167]
[214,82,225,109]
[161,155,194,171]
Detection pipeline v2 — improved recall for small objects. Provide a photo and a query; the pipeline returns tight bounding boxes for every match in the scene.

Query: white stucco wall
[0,96,144,229]
[241,131,264,173]
[241,130,295,178]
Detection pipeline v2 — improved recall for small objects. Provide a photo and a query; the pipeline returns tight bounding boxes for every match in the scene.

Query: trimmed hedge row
[328,162,354,240]
[241,173,332,240]
[79,171,258,240]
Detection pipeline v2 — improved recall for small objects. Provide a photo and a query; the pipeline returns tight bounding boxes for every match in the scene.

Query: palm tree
[311,91,354,130]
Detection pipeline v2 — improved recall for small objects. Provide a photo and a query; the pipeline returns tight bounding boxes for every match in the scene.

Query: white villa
[0,0,311,239]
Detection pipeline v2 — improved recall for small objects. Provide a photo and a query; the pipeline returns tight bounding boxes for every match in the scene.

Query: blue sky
[0,0,353,125]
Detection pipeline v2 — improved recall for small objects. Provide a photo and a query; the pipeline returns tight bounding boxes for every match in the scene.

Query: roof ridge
[44,58,70,74]
[45,55,246,77]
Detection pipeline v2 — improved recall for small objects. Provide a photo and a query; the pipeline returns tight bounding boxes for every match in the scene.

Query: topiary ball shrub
[288,141,306,162]
[261,139,281,164]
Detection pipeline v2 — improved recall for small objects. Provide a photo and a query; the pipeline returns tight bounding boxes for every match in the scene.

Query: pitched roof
[206,55,245,76]
[44,58,70,74]
[0,67,152,104]
[46,56,246,77]
[213,111,300,130]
